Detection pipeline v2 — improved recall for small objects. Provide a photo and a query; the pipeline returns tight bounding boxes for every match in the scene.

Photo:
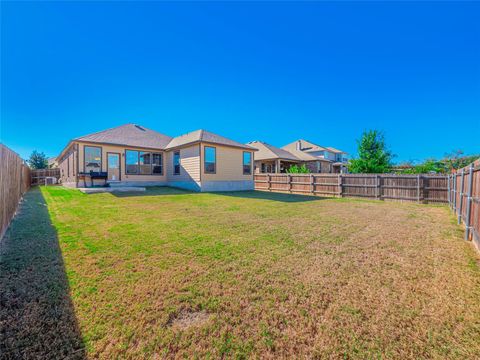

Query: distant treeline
[393,152,479,174]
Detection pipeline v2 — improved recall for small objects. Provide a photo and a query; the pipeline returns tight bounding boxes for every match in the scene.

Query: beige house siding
[59,141,168,186]
[58,143,78,187]
[201,143,254,182]
[166,144,201,183]
[58,140,254,191]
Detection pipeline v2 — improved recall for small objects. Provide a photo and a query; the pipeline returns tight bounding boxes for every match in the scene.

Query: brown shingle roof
[247,141,300,161]
[166,129,255,150]
[75,124,173,149]
[326,147,347,154]
[283,139,328,153]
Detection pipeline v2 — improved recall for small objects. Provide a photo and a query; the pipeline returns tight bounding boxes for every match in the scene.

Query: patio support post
[464,164,474,240]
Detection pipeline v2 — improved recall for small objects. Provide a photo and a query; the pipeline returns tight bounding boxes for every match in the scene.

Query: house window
[139,152,152,175]
[126,150,163,175]
[126,150,139,174]
[243,152,252,175]
[173,151,180,175]
[204,146,216,174]
[84,146,102,172]
[152,153,163,175]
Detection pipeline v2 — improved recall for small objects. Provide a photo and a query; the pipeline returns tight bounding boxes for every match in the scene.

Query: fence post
[447,174,450,207]
[376,175,381,200]
[458,169,465,224]
[453,173,457,213]
[338,174,343,197]
[464,164,474,240]
[416,175,420,203]
[267,174,271,191]
[288,174,292,193]
[310,174,314,195]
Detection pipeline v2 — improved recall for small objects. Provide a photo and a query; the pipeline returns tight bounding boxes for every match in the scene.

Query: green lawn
[1,186,480,359]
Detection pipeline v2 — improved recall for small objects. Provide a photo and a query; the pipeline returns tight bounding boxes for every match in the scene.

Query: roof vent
[296,140,301,151]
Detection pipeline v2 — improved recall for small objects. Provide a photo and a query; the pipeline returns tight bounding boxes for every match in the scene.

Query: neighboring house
[47,157,58,168]
[57,124,256,192]
[325,146,349,173]
[281,140,333,173]
[282,140,348,173]
[247,141,301,173]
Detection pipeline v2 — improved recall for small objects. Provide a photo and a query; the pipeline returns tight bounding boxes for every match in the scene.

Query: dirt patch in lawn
[168,309,210,329]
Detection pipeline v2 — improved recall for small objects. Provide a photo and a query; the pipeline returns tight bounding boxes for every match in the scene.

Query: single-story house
[247,141,302,173]
[57,124,256,192]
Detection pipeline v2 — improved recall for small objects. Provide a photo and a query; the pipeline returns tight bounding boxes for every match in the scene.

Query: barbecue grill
[78,171,108,187]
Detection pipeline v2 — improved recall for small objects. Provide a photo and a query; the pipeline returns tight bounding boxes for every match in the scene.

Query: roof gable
[247,141,299,161]
[75,124,173,149]
[166,129,255,150]
[326,147,347,154]
[282,139,327,153]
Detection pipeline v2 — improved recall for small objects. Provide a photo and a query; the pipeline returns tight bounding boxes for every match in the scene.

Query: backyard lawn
[1,186,480,359]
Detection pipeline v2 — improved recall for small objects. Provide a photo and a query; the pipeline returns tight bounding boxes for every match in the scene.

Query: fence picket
[254,173,448,203]
[0,144,31,240]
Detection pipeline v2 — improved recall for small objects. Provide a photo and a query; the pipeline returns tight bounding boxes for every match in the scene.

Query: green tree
[443,150,479,171]
[286,164,310,173]
[27,150,48,169]
[349,130,394,173]
[397,159,446,174]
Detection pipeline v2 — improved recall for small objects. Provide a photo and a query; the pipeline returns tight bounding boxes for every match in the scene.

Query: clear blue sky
[1,1,479,162]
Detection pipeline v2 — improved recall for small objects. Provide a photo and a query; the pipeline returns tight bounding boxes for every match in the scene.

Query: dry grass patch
[1,186,479,359]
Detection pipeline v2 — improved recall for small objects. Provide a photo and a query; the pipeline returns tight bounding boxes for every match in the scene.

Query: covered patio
[247,141,302,173]
[258,159,301,173]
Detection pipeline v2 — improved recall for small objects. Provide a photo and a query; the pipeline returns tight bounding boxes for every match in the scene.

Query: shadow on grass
[111,186,323,203]
[0,187,86,359]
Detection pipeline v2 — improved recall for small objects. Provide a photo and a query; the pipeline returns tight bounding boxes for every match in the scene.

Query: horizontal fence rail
[0,144,31,240]
[31,168,60,186]
[448,159,480,250]
[254,173,449,204]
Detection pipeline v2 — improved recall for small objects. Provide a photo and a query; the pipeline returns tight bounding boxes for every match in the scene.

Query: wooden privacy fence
[448,159,480,249]
[0,144,31,240]
[31,168,60,186]
[254,173,449,203]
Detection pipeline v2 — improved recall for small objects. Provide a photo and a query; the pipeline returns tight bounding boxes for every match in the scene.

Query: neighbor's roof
[247,141,300,161]
[282,139,328,153]
[326,147,347,154]
[281,140,330,161]
[165,129,256,150]
[75,124,173,149]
